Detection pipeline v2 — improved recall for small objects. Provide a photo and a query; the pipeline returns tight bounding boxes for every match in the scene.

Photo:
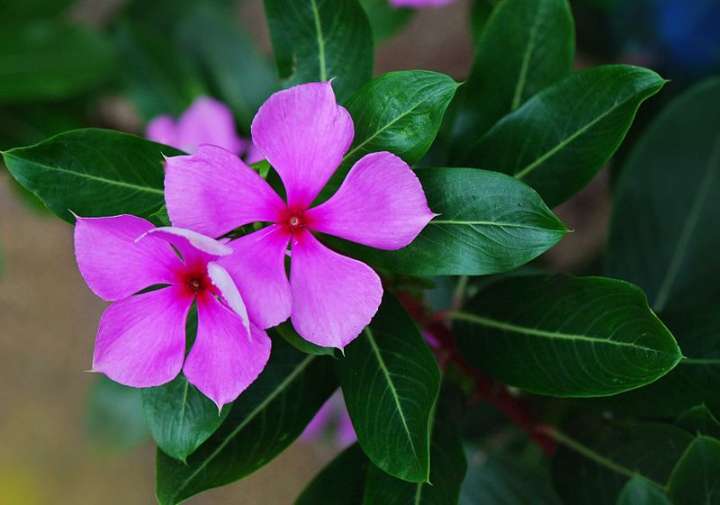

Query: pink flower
[146,96,246,155]
[74,215,271,409]
[165,82,435,349]
[301,391,356,448]
[390,0,455,7]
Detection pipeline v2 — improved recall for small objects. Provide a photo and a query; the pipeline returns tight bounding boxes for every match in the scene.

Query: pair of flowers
[76,82,435,408]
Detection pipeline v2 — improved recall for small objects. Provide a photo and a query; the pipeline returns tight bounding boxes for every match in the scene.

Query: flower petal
[176,96,245,154]
[217,225,292,329]
[207,262,250,334]
[165,145,285,237]
[290,231,382,349]
[146,116,178,147]
[184,294,272,409]
[306,152,435,250]
[251,82,354,207]
[92,286,191,387]
[74,215,180,301]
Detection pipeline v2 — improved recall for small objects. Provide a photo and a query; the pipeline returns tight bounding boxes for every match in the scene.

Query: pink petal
[74,215,180,302]
[301,394,335,442]
[184,294,272,409]
[146,116,178,147]
[290,231,382,349]
[251,82,354,208]
[141,226,233,257]
[92,286,192,387]
[306,151,435,250]
[165,145,286,237]
[337,401,357,447]
[245,141,264,165]
[207,262,251,334]
[217,225,292,329]
[176,96,246,154]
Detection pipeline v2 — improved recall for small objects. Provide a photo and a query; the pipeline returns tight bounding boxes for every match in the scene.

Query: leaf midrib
[510,0,543,110]
[430,219,564,231]
[309,0,327,81]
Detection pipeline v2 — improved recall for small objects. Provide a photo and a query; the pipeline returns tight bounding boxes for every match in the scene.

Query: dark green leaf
[667,436,720,505]
[470,0,496,48]
[142,374,229,462]
[86,376,148,451]
[454,275,682,397]
[552,422,693,505]
[2,128,182,222]
[616,475,671,505]
[2,0,74,23]
[461,65,665,207]
[0,21,114,103]
[359,0,413,41]
[326,168,567,276]
[156,338,336,505]
[295,444,368,505]
[272,322,337,357]
[606,78,720,313]
[337,293,440,482]
[676,405,720,439]
[454,0,574,144]
[264,0,373,103]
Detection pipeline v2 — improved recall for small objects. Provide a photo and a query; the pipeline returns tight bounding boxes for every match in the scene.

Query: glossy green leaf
[142,374,229,463]
[295,444,368,505]
[454,0,574,144]
[676,405,720,439]
[264,0,373,103]
[156,339,336,505]
[359,0,413,41]
[337,294,440,482]
[616,475,671,505]
[326,168,567,276]
[0,21,114,103]
[272,322,337,357]
[552,422,693,505]
[454,275,682,397]
[667,436,720,505]
[86,376,149,451]
[2,128,181,222]
[362,401,467,504]
[607,78,720,313]
[461,65,665,206]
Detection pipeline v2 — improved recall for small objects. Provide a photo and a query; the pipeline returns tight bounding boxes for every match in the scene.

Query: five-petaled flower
[74,216,271,409]
[165,82,435,349]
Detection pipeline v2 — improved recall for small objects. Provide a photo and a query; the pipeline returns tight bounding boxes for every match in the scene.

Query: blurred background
[1,0,719,503]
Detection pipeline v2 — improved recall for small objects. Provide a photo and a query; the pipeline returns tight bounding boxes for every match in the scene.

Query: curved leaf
[337,294,441,482]
[454,275,682,397]
[462,65,665,206]
[264,0,373,103]
[616,475,671,505]
[667,436,720,505]
[326,168,567,276]
[2,128,180,222]
[676,405,720,439]
[295,444,368,505]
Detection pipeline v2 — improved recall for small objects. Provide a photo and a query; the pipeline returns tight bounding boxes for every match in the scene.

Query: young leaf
[667,436,720,505]
[461,65,665,207]
[0,21,114,103]
[337,294,441,483]
[325,168,567,276]
[607,78,720,313]
[454,0,574,144]
[454,275,682,397]
[2,129,181,222]
[264,0,373,103]
[359,0,413,41]
[295,444,368,505]
[616,475,671,505]
[156,339,336,505]
[142,374,229,462]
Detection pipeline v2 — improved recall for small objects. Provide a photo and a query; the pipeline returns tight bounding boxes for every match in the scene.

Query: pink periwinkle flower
[74,216,271,409]
[164,82,435,349]
[390,0,456,8]
[146,96,246,155]
[302,391,356,448]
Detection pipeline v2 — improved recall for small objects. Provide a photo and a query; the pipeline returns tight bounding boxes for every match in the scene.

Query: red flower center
[279,206,311,235]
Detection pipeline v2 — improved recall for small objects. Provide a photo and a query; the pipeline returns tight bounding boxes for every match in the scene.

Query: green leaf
[156,338,336,505]
[0,21,114,103]
[454,0,574,144]
[272,322,337,357]
[616,475,671,505]
[359,0,413,41]
[454,275,682,397]
[676,405,720,439]
[175,3,277,130]
[606,78,720,313]
[551,422,693,505]
[362,398,467,504]
[2,0,74,23]
[469,0,496,48]
[667,436,720,505]
[86,376,149,451]
[461,65,665,207]
[142,374,229,463]
[264,0,373,103]
[295,444,368,505]
[337,293,441,482]
[2,128,182,222]
[326,168,567,276]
